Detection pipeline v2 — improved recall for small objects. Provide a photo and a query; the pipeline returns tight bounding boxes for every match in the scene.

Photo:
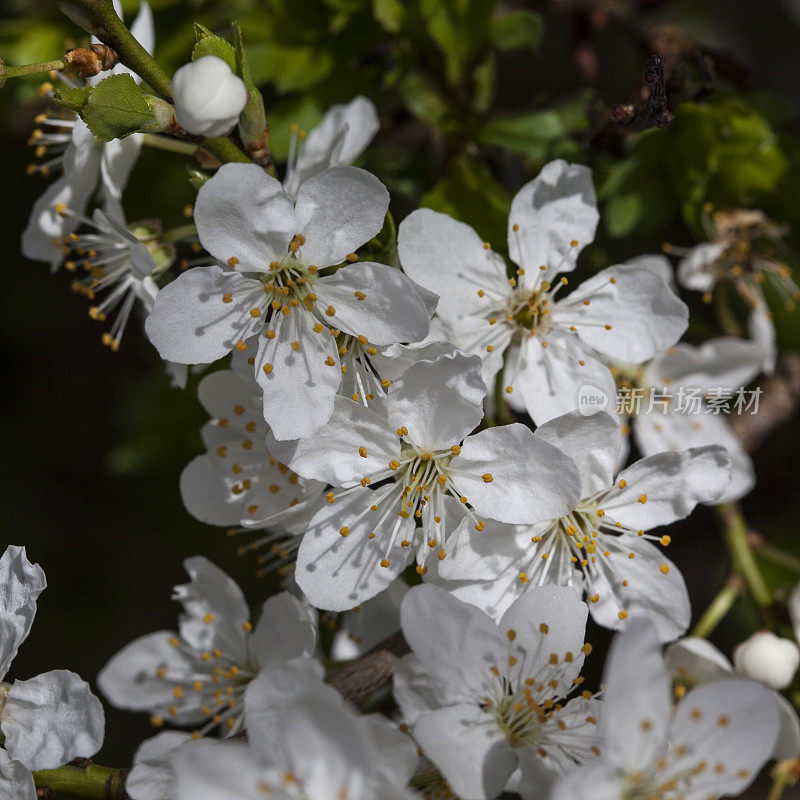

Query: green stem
[141,133,197,155]
[767,769,791,800]
[409,768,443,788]
[33,763,130,799]
[751,541,800,574]
[163,223,197,243]
[691,578,743,638]
[493,369,512,425]
[716,503,771,607]
[77,0,173,100]
[200,136,252,164]
[4,58,66,78]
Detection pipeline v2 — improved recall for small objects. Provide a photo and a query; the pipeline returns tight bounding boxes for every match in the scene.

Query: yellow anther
[326,305,336,316]
[637,493,647,504]
[358,446,368,458]
[263,364,273,374]
[249,308,261,318]
[380,558,390,568]
[481,473,493,483]
[353,290,366,301]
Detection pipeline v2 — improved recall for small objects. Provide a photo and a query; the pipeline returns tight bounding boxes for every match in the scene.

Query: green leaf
[51,84,91,112]
[399,72,450,127]
[232,23,267,151]
[488,10,543,52]
[80,73,155,143]
[422,157,511,250]
[372,0,406,32]
[245,42,333,93]
[604,192,643,238]
[477,93,591,160]
[419,0,498,87]
[192,24,237,71]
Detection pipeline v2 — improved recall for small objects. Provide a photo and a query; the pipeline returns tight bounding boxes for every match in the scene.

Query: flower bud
[733,630,800,690]
[172,56,248,138]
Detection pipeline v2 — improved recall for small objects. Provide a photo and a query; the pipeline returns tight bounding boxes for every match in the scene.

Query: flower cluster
[8,4,800,800]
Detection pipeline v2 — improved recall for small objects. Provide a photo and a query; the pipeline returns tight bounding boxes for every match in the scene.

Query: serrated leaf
[80,73,155,143]
[51,84,91,112]
[489,10,543,52]
[192,28,236,71]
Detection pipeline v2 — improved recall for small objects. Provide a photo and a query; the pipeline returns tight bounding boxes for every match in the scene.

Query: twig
[716,503,771,608]
[729,352,800,453]
[691,575,744,638]
[33,761,130,800]
[608,54,673,130]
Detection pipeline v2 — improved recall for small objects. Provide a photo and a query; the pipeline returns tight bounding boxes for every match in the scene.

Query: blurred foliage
[2,0,800,778]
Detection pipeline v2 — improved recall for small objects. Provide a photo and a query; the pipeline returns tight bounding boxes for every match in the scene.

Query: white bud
[733,630,800,690]
[172,56,248,138]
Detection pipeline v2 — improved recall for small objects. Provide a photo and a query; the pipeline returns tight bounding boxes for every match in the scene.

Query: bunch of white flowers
[8,3,800,799]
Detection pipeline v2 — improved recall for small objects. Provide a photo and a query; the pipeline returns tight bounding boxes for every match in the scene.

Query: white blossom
[98,556,317,737]
[179,365,327,573]
[551,617,781,800]
[0,546,105,792]
[266,351,581,610]
[622,336,767,502]
[665,636,800,761]
[733,631,800,691]
[172,56,249,138]
[20,1,153,268]
[145,163,431,439]
[394,583,600,799]
[398,159,688,424]
[282,97,380,199]
[165,684,417,800]
[438,410,730,641]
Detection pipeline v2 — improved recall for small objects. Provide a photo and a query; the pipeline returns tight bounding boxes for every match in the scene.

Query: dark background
[0,3,799,797]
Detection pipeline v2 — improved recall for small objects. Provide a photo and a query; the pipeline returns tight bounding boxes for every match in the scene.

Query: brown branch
[729,352,800,452]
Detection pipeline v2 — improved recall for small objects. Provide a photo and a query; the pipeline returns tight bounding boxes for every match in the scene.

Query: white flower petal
[624,254,677,292]
[361,712,419,786]
[294,166,389,267]
[195,164,296,267]
[388,352,486,451]
[412,703,517,800]
[284,96,379,198]
[600,617,670,774]
[534,411,621,497]
[774,692,800,760]
[251,592,316,666]
[508,160,599,283]
[314,261,430,345]
[169,739,264,800]
[398,208,510,320]
[174,555,249,630]
[394,653,462,724]
[669,679,778,798]
[399,584,506,693]
[255,308,342,440]
[243,659,330,756]
[100,134,143,215]
[3,670,104,770]
[549,761,623,800]
[647,337,766,392]
[604,446,731,529]
[452,424,581,523]
[664,637,733,684]
[21,120,101,269]
[440,517,527,582]
[127,731,192,800]
[499,585,588,694]
[676,243,724,292]
[512,333,618,425]
[0,750,36,800]
[555,265,688,363]
[588,536,690,642]
[97,631,202,716]
[0,546,46,678]
[749,304,777,374]
[295,489,414,610]
[267,395,398,485]
[145,267,264,364]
